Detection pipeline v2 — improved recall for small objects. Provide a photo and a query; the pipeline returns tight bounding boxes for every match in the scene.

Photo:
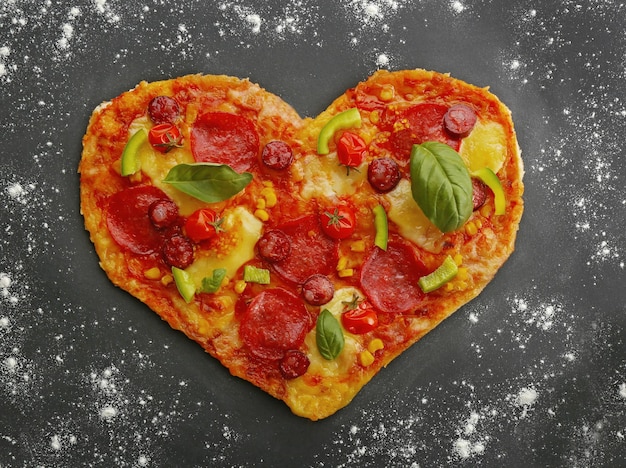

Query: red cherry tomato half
[320,205,356,240]
[184,208,224,243]
[148,123,183,153]
[337,131,367,169]
[341,303,378,334]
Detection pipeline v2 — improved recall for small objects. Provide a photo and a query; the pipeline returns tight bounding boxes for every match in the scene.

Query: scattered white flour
[0,1,624,466]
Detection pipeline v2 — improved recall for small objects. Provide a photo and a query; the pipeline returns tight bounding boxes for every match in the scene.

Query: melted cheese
[295,153,366,200]
[129,118,205,215]
[460,119,507,173]
[385,179,444,253]
[185,207,263,286]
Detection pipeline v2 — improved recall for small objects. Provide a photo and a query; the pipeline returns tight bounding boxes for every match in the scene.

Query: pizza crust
[79,70,523,420]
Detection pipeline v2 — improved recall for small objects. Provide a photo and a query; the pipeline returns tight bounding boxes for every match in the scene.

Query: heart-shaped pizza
[79,69,524,420]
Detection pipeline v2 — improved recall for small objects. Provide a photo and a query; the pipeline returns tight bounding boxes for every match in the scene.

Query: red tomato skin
[184,208,222,243]
[341,305,379,334]
[337,131,367,167]
[148,123,183,153]
[320,206,356,240]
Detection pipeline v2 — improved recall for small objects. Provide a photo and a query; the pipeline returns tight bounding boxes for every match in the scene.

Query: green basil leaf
[409,142,473,233]
[316,309,345,360]
[163,163,253,203]
[199,268,227,294]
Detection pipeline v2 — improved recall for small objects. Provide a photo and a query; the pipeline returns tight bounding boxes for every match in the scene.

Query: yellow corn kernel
[359,350,375,367]
[262,180,274,187]
[453,253,463,266]
[368,338,384,354]
[254,209,269,221]
[379,85,395,102]
[456,281,468,291]
[336,256,348,271]
[369,110,380,124]
[338,268,354,278]
[474,219,483,230]
[144,267,161,280]
[234,280,247,294]
[350,240,365,252]
[261,187,277,208]
[161,274,173,286]
[444,282,455,292]
[480,203,493,218]
[465,221,478,236]
[457,267,469,281]
[256,198,266,210]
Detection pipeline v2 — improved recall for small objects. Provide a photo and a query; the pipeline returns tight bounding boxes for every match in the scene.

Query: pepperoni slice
[190,112,260,173]
[443,104,477,138]
[106,185,171,255]
[472,177,488,211]
[270,215,339,285]
[387,103,460,157]
[261,141,293,170]
[360,237,428,314]
[239,288,311,360]
[301,274,335,306]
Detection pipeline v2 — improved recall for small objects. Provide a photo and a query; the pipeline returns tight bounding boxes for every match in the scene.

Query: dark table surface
[1,1,624,466]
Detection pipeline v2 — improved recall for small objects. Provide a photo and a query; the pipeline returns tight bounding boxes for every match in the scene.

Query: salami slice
[270,215,339,285]
[106,185,171,255]
[360,237,428,314]
[239,288,311,360]
[387,103,461,157]
[190,112,260,173]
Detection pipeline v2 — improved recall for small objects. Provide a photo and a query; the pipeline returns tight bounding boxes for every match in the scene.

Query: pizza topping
[148,199,180,229]
[372,204,388,251]
[279,350,310,379]
[199,268,227,294]
[471,177,488,211]
[443,104,478,138]
[317,108,362,155]
[120,129,147,176]
[163,163,253,203]
[271,215,339,285]
[301,274,335,306]
[184,208,224,243]
[147,95,181,124]
[162,234,194,269]
[360,237,428,314]
[315,309,345,360]
[257,229,291,263]
[367,157,401,193]
[388,103,461,156]
[106,185,172,255]
[337,131,367,174]
[190,112,260,173]
[418,255,459,293]
[243,265,271,284]
[320,205,357,240]
[341,299,379,335]
[148,123,184,153]
[472,167,506,215]
[171,266,196,303]
[409,142,473,233]
[261,140,294,170]
[239,288,311,360]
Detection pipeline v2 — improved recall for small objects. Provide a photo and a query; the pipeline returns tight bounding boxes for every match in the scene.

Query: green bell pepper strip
[120,129,147,176]
[317,108,362,155]
[373,204,388,251]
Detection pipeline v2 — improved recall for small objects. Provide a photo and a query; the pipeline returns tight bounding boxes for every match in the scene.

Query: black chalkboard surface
[1,1,624,466]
